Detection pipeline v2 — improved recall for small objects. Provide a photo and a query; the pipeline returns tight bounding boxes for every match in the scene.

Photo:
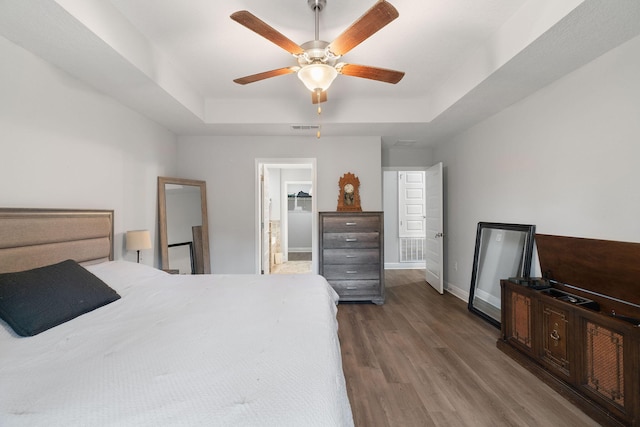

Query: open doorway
[383,169,427,270]
[382,164,444,293]
[256,159,317,275]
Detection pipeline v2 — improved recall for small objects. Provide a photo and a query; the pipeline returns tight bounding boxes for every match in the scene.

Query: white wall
[177,136,382,273]
[0,36,177,266]
[434,33,640,300]
[382,147,433,168]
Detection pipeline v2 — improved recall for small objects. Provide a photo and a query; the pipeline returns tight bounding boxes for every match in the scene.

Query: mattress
[0,261,353,426]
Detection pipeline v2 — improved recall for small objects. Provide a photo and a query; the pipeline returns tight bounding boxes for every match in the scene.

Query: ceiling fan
[231,0,405,105]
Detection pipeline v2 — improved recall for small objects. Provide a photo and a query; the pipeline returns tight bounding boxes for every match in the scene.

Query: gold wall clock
[337,172,362,212]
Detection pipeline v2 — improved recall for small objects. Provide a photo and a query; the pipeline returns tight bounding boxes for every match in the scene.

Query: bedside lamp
[126,230,152,263]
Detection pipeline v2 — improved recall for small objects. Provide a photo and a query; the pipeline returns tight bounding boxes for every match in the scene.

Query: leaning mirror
[468,222,535,328]
[158,177,211,274]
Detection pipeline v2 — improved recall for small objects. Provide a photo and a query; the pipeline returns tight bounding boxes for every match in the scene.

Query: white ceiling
[2,0,640,147]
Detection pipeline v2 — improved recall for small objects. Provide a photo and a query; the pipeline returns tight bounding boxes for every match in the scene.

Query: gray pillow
[0,260,120,336]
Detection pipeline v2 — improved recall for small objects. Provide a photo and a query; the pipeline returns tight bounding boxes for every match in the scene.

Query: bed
[0,209,353,426]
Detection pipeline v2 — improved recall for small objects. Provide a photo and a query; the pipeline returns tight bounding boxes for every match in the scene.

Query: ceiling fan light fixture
[297,63,338,92]
[231,1,404,102]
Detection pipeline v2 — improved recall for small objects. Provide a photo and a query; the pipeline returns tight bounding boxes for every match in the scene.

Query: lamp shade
[126,230,152,251]
[297,63,338,92]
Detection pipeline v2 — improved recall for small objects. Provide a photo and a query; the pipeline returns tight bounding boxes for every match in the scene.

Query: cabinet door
[582,320,626,410]
[505,286,534,354]
[541,303,571,379]
[578,314,640,425]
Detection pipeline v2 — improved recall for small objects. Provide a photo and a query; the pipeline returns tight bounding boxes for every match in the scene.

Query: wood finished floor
[337,269,601,427]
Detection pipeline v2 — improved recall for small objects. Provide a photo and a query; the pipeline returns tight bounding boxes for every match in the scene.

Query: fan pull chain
[316,89,322,138]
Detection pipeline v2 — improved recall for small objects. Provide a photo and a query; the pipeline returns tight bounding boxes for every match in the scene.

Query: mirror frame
[468,222,536,328]
[158,176,211,274]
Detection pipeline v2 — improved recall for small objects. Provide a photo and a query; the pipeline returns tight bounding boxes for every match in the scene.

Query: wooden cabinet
[319,212,384,304]
[499,280,640,427]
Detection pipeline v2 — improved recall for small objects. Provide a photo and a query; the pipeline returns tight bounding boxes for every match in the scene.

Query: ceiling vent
[291,124,321,130]
[394,139,417,147]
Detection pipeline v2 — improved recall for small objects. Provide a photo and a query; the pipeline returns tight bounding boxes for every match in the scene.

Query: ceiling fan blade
[231,11,304,55]
[311,90,328,104]
[338,63,405,84]
[328,0,399,56]
[233,67,297,85]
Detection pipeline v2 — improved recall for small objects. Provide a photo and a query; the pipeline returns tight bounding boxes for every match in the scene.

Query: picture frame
[468,222,536,328]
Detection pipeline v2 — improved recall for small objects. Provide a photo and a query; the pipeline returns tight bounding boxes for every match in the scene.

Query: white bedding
[0,261,353,426]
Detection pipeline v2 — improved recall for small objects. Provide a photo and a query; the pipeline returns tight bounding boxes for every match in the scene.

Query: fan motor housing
[307,0,326,11]
[298,40,337,66]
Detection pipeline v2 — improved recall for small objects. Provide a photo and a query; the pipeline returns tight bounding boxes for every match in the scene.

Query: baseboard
[444,280,469,303]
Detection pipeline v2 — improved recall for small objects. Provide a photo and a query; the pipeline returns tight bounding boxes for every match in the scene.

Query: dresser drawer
[328,280,381,297]
[323,264,380,281]
[322,215,380,233]
[323,248,380,264]
[322,232,379,249]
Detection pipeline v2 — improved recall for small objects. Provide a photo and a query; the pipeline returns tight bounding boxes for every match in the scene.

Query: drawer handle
[550,329,560,346]
[346,286,358,290]
[345,255,356,258]
[345,238,358,242]
[346,270,358,274]
[345,222,357,226]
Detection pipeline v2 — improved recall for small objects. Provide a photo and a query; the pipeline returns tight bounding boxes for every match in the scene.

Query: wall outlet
[454,261,458,271]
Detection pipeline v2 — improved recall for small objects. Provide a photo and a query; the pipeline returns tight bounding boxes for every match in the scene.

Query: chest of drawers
[319,212,384,304]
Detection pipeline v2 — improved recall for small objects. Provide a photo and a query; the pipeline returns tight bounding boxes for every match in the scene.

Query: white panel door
[425,163,444,294]
[398,171,426,238]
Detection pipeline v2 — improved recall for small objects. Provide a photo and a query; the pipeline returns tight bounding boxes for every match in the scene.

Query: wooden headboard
[0,208,114,274]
